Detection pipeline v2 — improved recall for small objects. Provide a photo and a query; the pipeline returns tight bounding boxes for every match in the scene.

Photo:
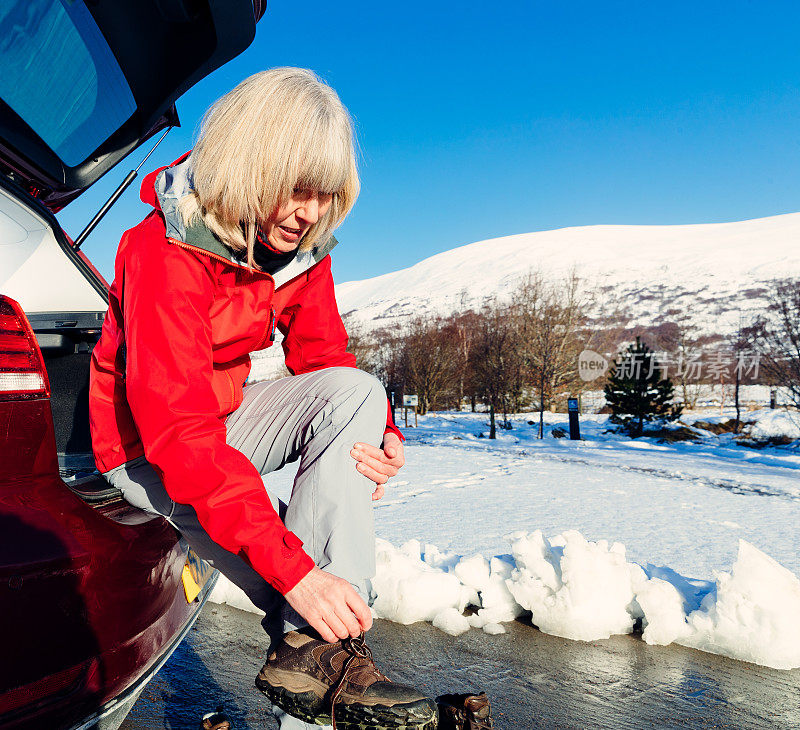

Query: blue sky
[57,0,800,284]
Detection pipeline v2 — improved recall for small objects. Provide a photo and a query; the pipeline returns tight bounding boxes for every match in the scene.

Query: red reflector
[0,311,20,330]
[0,330,36,371]
[0,331,29,351]
[0,296,50,400]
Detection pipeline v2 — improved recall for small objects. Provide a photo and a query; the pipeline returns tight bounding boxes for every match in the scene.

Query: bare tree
[397,316,459,415]
[343,314,378,374]
[726,316,759,430]
[469,299,522,438]
[655,308,708,409]
[751,278,800,409]
[446,309,481,411]
[515,271,586,438]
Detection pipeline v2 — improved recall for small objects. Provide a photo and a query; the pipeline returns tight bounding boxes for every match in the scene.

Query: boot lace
[329,633,379,729]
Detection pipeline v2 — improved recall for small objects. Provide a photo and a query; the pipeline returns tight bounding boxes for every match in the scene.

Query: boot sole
[255,676,438,729]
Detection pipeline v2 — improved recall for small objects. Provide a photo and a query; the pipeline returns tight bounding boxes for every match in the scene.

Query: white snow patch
[369,539,470,624]
[678,540,800,670]
[432,607,471,636]
[505,530,637,641]
[454,554,491,591]
[748,409,800,440]
[208,532,800,670]
[636,578,691,646]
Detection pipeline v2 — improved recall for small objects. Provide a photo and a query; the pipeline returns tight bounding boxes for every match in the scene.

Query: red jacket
[89,155,402,595]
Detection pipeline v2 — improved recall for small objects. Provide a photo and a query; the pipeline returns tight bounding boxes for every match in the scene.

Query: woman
[89,68,437,730]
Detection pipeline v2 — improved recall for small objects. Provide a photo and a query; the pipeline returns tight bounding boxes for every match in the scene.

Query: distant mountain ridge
[335,213,800,336]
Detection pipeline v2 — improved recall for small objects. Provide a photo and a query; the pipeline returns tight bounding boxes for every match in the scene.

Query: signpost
[403,394,418,427]
[567,397,580,440]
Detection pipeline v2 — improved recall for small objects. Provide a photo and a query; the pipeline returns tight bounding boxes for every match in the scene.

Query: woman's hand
[284,566,372,643]
[350,433,405,501]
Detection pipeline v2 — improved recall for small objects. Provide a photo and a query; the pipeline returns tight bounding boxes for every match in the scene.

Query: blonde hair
[180,67,360,265]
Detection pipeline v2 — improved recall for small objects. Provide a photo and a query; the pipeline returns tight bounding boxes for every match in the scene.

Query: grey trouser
[103,367,387,729]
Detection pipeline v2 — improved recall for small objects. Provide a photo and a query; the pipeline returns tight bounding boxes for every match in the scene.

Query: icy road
[121,601,800,729]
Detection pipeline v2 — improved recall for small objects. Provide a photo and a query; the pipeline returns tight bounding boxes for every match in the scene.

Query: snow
[365,530,800,670]
[505,530,638,642]
[209,407,800,671]
[208,576,264,616]
[746,410,800,440]
[370,538,473,625]
[636,577,690,646]
[680,540,800,670]
[432,608,471,637]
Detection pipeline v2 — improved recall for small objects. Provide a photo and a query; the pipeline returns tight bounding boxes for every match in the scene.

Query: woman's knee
[332,368,387,431]
[352,369,386,402]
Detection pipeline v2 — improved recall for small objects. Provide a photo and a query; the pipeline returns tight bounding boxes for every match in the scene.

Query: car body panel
[0,392,212,729]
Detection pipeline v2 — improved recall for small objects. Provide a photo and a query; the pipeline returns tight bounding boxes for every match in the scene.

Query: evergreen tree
[604,337,682,436]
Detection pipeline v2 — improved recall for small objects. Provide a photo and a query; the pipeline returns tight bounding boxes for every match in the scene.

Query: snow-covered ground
[210,408,800,670]
[371,409,799,567]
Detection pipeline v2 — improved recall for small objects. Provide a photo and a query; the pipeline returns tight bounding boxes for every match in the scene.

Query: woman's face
[263,189,334,252]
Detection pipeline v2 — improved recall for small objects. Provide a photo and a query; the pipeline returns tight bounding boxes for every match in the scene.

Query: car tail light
[0,295,50,400]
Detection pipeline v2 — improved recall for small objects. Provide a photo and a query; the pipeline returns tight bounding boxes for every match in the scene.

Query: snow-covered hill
[336,213,800,335]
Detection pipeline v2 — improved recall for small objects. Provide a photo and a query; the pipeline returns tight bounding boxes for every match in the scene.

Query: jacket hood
[139,153,339,288]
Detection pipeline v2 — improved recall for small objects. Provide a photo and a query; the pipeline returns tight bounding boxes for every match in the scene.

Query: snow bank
[369,541,523,636]
[369,539,475,630]
[747,409,800,440]
[390,533,800,669]
[678,540,800,670]
[207,532,800,670]
[505,530,638,641]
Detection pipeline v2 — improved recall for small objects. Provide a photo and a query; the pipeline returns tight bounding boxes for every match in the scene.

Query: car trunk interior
[32,312,124,505]
[28,311,103,478]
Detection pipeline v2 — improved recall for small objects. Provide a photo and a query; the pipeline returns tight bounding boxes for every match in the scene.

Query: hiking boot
[255,628,438,729]
[436,692,493,729]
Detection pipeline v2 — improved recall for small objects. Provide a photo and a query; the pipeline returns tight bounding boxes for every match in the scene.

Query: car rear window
[0,0,136,167]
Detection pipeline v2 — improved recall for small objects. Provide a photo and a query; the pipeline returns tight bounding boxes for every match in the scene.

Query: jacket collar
[183,220,239,261]
[143,153,339,288]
